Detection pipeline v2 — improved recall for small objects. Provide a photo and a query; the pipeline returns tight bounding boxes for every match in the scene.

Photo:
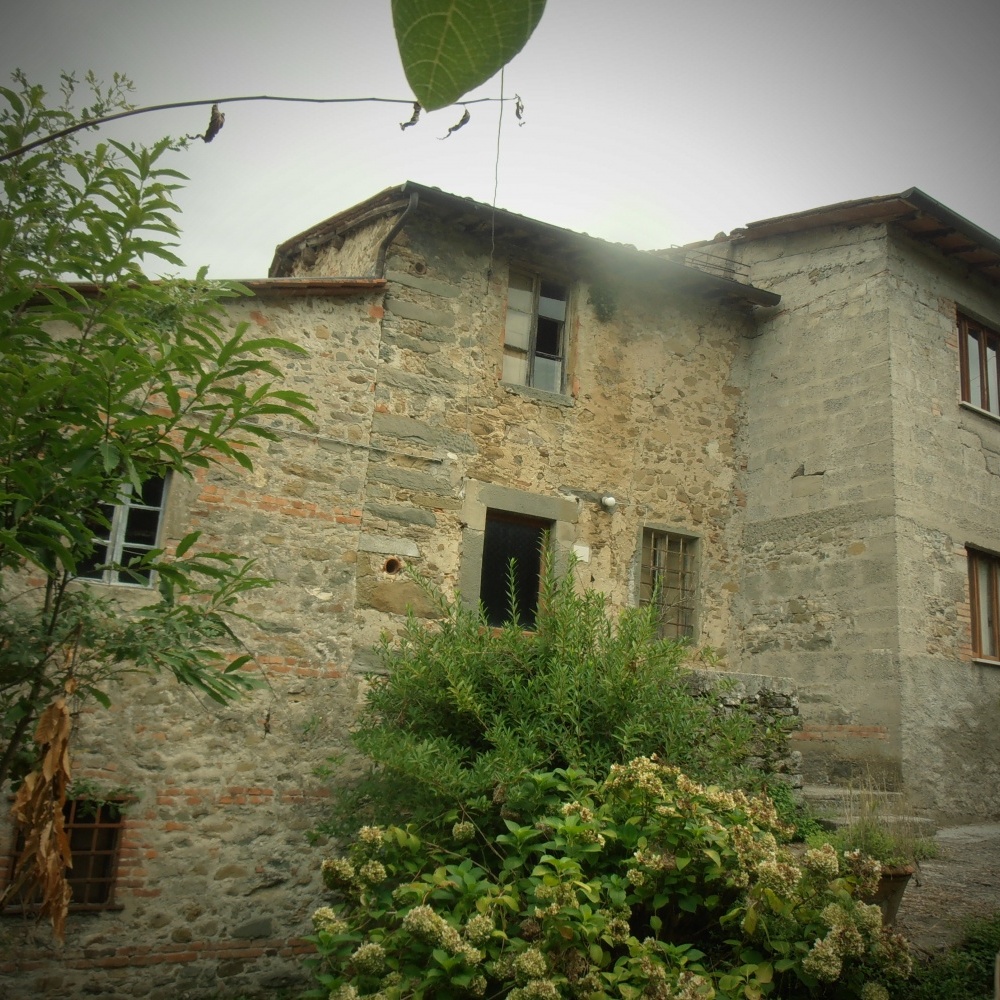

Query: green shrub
[326,558,774,839]
[887,911,1000,1000]
[761,780,824,843]
[307,759,912,1000]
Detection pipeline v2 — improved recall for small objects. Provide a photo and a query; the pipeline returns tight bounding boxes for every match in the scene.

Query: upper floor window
[959,314,1000,417]
[503,270,568,394]
[77,475,167,586]
[969,548,999,662]
[639,528,698,641]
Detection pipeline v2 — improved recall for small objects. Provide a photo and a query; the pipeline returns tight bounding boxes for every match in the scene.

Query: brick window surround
[637,526,699,641]
[969,548,1000,662]
[959,313,1000,417]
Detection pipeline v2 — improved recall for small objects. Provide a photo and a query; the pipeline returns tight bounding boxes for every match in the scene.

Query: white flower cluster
[532,881,580,918]
[841,849,883,898]
[802,935,842,982]
[818,903,865,958]
[401,905,483,964]
[633,849,678,872]
[754,858,803,896]
[859,982,890,1000]
[560,801,595,822]
[605,757,677,798]
[358,825,384,847]
[508,980,560,1000]
[312,906,347,935]
[513,947,548,982]
[322,857,359,894]
[350,942,386,976]
[464,912,494,946]
[671,971,714,1000]
[358,860,387,885]
[452,820,475,843]
[803,842,840,880]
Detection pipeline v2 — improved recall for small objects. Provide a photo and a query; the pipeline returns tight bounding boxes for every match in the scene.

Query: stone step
[801,784,937,835]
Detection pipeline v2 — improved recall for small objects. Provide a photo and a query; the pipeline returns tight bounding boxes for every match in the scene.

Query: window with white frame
[77,476,167,586]
[502,270,569,394]
[638,528,698,641]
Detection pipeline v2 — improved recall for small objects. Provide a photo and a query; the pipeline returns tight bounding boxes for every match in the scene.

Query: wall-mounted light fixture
[600,495,617,512]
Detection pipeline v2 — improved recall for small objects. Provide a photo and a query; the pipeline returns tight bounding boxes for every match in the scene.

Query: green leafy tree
[0,70,314,791]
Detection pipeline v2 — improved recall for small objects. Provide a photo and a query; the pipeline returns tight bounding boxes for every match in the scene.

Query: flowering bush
[307,760,909,999]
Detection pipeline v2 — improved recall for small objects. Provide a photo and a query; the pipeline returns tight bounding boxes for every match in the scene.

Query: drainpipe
[375,190,419,277]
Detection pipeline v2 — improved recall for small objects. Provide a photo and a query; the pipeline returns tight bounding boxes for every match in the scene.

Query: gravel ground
[893,823,1000,957]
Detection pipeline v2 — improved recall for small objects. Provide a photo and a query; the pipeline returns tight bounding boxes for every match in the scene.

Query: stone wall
[686,669,802,785]
[727,223,904,787]
[885,229,1000,818]
[720,221,1000,819]
[1,208,763,997]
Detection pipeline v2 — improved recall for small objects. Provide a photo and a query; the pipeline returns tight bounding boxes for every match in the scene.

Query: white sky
[4,0,1000,278]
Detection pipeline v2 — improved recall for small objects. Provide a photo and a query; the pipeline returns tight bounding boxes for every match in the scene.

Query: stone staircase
[802,783,937,837]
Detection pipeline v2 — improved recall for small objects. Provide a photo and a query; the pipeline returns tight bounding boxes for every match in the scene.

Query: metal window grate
[639,530,697,640]
[5,799,124,911]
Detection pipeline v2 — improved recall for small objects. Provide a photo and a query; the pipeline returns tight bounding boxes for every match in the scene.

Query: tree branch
[0,92,517,163]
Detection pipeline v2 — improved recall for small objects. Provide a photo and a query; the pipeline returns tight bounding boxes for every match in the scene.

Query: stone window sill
[959,401,1000,427]
[501,382,574,408]
[972,657,1000,668]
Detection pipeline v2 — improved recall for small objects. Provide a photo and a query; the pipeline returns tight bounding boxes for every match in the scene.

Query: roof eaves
[723,188,1000,287]
[270,181,780,307]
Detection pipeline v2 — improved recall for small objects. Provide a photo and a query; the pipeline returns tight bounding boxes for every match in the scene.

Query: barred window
[6,799,125,912]
[639,529,698,640]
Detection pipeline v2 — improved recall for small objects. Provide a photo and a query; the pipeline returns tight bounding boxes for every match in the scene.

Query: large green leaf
[392,0,546,110]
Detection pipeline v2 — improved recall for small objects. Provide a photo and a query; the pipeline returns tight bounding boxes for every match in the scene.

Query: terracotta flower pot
[863,864,915,926]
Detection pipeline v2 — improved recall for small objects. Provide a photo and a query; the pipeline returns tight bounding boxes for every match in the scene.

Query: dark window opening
[480,511,551,628]
[5,799,124,912]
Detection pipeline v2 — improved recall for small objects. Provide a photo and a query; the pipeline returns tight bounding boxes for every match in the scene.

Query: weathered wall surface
[885,231,1000,819]
[727,224,905,788]
[2,212,763,997]
[340,214,756,656]
[0,290,385,999]
[723,222,1000,819]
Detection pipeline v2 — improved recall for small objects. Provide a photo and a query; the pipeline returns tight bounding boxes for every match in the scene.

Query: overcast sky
[4,0,1000,278]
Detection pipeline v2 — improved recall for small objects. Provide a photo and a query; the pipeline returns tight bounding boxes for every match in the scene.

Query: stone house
[1,182,998,998]
[680,189,1000,819]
